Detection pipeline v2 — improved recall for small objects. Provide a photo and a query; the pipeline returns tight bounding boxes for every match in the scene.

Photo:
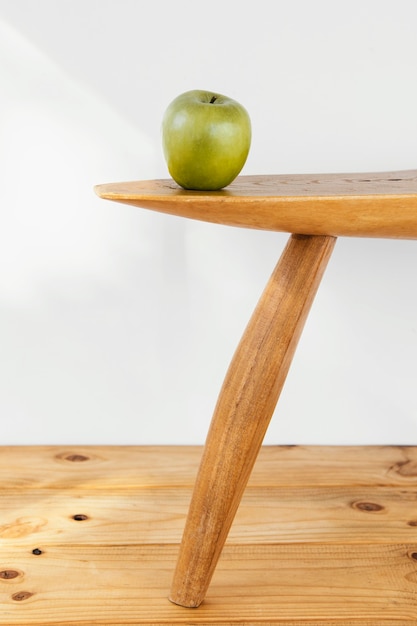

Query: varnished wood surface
[1,445,416,624]
[170,235,336,607]
[95,170,417,238]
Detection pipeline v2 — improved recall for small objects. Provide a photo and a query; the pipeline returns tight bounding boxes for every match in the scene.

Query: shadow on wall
[0,19,190,444]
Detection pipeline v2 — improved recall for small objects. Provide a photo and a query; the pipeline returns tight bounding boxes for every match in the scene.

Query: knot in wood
[0,570,19,579]
[64,453,90,462]
[351,501,384,512]
[12,591,33,601]
[393,460,417,477]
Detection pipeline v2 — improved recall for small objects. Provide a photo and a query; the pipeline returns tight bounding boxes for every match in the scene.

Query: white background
[0,0,416,445]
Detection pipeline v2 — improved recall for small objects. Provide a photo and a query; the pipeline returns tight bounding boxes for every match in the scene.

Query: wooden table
[95,171,417,608]
[1,444,417,624]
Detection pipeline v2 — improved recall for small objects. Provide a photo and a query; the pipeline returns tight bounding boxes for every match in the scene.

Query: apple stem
[209,96,217,104]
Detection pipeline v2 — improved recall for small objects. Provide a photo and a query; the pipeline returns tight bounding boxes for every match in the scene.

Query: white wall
[0,0,416,445]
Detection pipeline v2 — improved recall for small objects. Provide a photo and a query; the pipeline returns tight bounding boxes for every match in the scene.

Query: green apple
[162,90,251,191]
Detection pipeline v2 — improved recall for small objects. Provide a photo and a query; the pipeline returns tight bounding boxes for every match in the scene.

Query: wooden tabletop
[95,169,417,239]
[1,445,416,624]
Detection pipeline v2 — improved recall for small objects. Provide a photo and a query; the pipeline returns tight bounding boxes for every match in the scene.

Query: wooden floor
[0,445,416,625]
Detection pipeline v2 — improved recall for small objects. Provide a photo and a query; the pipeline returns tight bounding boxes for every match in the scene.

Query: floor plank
[1,544,417,624]
[1,445,416,489]
[1,486,417,546]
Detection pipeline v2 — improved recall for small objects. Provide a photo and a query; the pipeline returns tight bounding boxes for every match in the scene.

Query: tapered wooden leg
[169,234,336,608]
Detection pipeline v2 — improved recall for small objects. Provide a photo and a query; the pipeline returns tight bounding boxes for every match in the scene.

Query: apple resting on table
[162,89,251,191]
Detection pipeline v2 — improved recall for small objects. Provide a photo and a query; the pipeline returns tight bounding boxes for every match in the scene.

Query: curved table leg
[169,234,336,608]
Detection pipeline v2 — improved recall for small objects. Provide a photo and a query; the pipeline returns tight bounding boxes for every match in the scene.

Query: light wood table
[95,170,417,608]
[1,445,417,624]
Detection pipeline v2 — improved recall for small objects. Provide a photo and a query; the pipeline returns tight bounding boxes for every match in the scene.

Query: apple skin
[162,90,251,191]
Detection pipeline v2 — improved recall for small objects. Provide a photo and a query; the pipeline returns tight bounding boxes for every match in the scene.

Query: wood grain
[0,446,416,624]
[1,444,416,489]
[94,170,417,239]
[1,486,416,547]
[2,544,417,624]
[169,234,336,607]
